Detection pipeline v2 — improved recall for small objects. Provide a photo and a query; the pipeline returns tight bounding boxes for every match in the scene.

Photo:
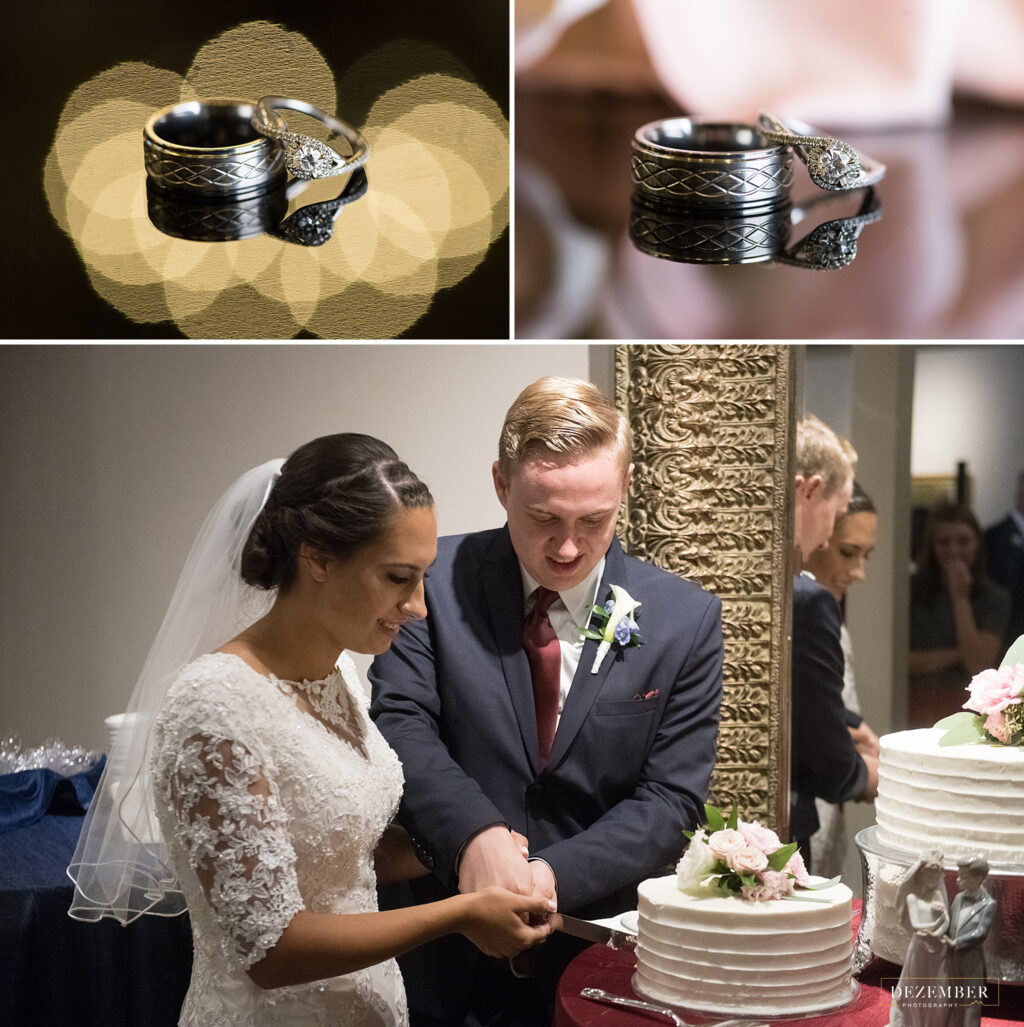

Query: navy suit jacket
[790,574,868,845]
[370,526,723,908]
[368,527,722,1016]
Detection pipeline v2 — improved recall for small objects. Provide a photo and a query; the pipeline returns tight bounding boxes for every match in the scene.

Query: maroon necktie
[523,587,561,767]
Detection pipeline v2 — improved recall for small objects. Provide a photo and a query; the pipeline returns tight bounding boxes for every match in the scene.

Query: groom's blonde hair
[498,377,631,475]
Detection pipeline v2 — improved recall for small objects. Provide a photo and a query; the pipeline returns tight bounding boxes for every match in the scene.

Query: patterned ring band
[629,193,792,265]
[143,100,286,199]
[757,111,887,191]
[252,96,369,181]
[631,119,793,209]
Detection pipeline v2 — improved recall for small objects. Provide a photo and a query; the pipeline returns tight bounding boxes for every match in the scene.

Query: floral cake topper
[677,802,837,902]
[934,634,1024,747]
[578,584,644,674]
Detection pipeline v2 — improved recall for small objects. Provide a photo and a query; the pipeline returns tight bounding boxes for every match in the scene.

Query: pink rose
[985,711,1013,744]
[727,845,769,875]
[964,666,1024,716]
[784,849,810,886]
[738,819,782,854]
[708,829,747,862]
[740,870,791,902]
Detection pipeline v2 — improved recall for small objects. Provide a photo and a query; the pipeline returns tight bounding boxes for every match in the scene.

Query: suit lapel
[546,539,628,770]
[479,528,541,772]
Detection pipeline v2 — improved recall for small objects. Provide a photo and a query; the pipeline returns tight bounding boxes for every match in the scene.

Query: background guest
[909,503,1010,728]
[983,469,1024,650]
[790,415,876,871]
[804,482,881,878]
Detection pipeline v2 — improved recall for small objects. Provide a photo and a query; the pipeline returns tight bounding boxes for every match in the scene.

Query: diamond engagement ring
[756,111,886,191]
[631,119,793,209]
[144,100,287,199]
[778,187,883,270]
[252,96,369,181]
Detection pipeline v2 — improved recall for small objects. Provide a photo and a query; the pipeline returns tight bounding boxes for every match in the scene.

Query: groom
[370,376,724,1026]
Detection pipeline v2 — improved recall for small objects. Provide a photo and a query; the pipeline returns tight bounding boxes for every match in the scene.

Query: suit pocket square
[594,696,660,717]
[632,688,660,701]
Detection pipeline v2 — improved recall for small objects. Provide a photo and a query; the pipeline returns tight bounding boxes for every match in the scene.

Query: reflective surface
[516,88,1024,339]
[5,1,509,339]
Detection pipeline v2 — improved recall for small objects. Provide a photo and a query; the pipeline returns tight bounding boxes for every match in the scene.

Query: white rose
[676,830,717,893]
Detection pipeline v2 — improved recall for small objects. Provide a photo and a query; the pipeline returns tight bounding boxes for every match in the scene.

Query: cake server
[551,913,636,950]
[581,988,767,1027]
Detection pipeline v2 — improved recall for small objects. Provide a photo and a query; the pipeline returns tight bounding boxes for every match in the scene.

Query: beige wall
[0,344,590,752]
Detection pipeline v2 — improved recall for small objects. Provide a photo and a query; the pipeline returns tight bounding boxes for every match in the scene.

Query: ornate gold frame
[614,344,795,832]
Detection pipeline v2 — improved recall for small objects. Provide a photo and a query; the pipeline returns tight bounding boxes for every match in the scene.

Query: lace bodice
[151,651,407,1026]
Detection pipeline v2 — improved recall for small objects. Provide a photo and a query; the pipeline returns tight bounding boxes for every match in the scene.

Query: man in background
[790,414,877,869]
[983,469,1024,651]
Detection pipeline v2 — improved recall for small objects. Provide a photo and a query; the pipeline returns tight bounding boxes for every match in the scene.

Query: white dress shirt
[520,559,607,726]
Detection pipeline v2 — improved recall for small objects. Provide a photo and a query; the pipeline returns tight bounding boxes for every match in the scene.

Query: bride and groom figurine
[889,852,997,1027]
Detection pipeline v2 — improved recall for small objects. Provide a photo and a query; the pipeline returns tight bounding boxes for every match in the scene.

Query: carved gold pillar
[614,344,795,832]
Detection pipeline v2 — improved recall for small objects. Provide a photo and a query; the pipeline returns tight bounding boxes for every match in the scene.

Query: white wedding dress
[150,651,408,1026]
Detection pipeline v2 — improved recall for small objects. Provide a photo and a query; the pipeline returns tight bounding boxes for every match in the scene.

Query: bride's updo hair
[241,433,433,591]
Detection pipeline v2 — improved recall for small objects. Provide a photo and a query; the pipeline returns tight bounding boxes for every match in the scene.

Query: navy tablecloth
[0,814,192,1027]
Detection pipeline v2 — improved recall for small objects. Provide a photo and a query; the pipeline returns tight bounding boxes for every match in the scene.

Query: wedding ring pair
[631,111,885,209]
[144,96,369,199]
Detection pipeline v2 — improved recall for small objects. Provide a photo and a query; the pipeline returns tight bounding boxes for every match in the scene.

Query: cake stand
[854,825,1024,983]
[629,977,861,1022]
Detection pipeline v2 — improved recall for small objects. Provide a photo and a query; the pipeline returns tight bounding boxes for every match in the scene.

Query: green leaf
[717,876,736,898]
[999,634,1024,670]
[933,711,973,730]
[766,842,798,871]
[804,875,841,890]
[726,801,739,831]
[936,713,987,747]
[738,872,758,887]
[587,604,609,618]
[683,830,694,840]
[704,803,725,832]
[577,628,603,641]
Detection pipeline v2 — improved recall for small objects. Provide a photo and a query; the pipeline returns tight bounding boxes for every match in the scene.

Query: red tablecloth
[555,904,1024,1026]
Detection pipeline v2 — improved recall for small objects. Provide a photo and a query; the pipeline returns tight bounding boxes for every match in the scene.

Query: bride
[68,434,554,1026]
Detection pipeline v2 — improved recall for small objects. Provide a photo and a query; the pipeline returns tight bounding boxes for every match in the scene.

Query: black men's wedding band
[143,99,286,199]
[631,118,793,209]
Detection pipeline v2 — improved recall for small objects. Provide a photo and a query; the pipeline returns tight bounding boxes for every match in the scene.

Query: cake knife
[581,988,768,1027]
[550,913,636,950]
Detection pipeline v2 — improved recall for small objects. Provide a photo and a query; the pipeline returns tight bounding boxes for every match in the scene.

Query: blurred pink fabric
[517,0,1024,126]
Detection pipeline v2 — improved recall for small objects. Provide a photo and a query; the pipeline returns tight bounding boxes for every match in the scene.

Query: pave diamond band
[757,111,886,191]
[144,100,286,199]
[631,119,793,209]
[252,96,369,181]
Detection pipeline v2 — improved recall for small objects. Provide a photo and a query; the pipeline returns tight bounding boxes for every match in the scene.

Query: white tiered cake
[875,727,1024,864]
[634,875,855,1017]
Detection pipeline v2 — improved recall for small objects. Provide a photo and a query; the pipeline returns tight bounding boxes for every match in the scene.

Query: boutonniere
[578,584,644,674]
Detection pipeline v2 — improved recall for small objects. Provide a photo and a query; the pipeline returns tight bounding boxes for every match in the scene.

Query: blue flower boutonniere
[578,584,644,674]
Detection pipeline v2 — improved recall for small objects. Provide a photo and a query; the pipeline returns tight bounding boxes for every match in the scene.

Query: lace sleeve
[166,731,305,970]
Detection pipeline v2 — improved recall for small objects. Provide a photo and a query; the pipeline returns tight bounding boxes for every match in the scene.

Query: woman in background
[909,504,1010,729]
[804,482,881,878]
